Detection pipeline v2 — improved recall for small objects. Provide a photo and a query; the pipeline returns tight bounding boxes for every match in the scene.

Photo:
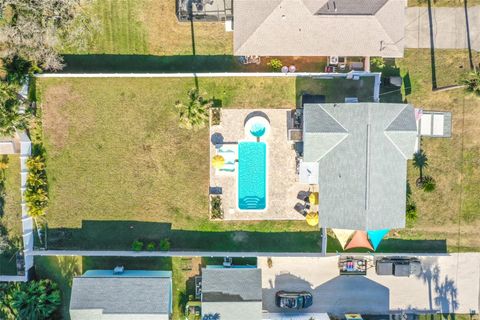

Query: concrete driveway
[406,6,480,51]
[259,254,480,315]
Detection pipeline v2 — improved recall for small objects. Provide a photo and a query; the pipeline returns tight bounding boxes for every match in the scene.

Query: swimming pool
[238,141,267,210]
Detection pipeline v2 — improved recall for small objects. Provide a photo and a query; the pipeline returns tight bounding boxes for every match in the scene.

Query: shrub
[0,81,30,137]
[371,57,385,69]
[146,242,156,251]
[422,176,436,192]
[25,154,48,219]
[159,238,170,251]
[406,201,418,225]
[267,58,283,71]
[0,156,8,217]
[461,71,480,95]
[210,196,223,219]
[211,107,221,126]
[132,240,143,251]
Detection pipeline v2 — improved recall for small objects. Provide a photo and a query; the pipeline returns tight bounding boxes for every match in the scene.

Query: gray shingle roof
[201,268,262,320]
[303,103,417,230]
[70,272,172,319]
[233,0,406,57]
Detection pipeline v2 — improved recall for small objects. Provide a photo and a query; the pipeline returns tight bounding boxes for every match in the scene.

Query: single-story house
[302,103,417,230]
[69,269,172,320]
[201,267,262,320]
[233,0,406,58]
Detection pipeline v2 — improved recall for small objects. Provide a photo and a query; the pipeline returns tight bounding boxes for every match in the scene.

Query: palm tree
[413,149,428,187]
[175,88,211,131]
[461,71,480,95]
[0,280,61,320]
[0,81,29,137]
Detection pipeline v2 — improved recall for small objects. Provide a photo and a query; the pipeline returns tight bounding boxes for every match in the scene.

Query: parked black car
[275,291,313,309]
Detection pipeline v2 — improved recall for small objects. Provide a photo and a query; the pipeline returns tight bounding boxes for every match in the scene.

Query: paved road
[406,6,480,51]
[260,254,480,315]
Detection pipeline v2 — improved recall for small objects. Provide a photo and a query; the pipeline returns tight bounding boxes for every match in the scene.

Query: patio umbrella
[345,231,373,251]
[305,211,319,226]
[308,192,319,205]
[367,229,390,250]
[332,228,355,249]
[212,155,225,169]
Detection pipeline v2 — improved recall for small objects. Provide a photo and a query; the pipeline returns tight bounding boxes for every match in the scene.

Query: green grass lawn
[35,75,386,252]
[68,0,232,56]
[1,155,22,238]
[377,49,480,252]
[0,155,22,275]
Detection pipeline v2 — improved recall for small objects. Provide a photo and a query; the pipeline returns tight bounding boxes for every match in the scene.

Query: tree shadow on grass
[43,220,447,253]
[60,54,243,73]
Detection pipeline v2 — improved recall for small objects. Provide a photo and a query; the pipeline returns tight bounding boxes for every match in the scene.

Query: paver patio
[210,109,309,221]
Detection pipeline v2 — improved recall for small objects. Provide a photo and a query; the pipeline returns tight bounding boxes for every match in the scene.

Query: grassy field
[0,155,22,275]
[35,75,391,252]
[1,155,22,238]
[71,0,232,56]
[386,49,480,251]
[35,256,190,320]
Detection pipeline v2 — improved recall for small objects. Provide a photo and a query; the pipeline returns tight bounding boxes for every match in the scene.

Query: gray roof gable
[201,268,262,320]
[70,275,171,316]
[303,103,417,230]
[201,268,262,302]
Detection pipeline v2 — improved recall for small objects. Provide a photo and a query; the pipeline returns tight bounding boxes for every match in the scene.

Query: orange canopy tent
[345,231,374,251]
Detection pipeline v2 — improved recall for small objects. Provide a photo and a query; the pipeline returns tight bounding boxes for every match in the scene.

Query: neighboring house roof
[303,103,417,230]
[201,268,262,320]
[234,0,406,57]
[69,270,172,320]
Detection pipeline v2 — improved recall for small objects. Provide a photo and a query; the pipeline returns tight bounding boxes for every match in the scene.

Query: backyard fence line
[30,250,455,258]
[34,72,381,78]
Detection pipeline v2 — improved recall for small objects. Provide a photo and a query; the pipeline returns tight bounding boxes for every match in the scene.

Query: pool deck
[209,109,308,221]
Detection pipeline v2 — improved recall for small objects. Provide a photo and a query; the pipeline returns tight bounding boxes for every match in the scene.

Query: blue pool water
[250,122,266,137]
[238,142,267,210]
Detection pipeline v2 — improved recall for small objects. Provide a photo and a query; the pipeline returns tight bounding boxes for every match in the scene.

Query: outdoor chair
[297,190,311,202]
[294,202,307,215]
